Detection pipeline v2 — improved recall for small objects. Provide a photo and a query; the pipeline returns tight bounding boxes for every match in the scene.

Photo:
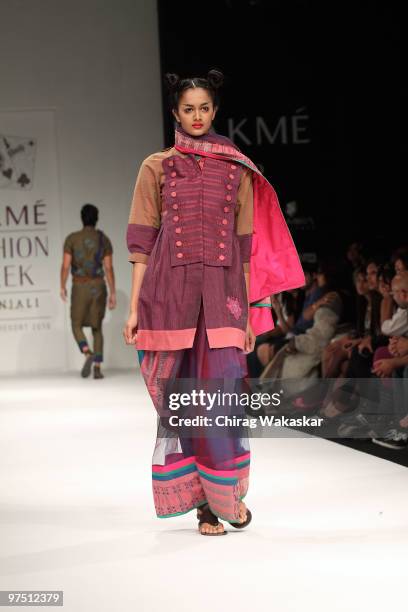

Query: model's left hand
[244,320,256,354]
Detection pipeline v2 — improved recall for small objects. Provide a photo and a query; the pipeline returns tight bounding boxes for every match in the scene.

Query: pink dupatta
[174,124,306,336]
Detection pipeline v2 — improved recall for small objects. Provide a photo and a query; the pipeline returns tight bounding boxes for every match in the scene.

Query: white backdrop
[0,0,163,373]
[0,109,65,373]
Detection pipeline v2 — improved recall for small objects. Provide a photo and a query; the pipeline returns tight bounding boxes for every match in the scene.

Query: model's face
[173,88,217,136]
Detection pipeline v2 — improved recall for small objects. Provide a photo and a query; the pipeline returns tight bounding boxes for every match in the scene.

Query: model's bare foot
[197,507,225,535]
[238,501,248,523]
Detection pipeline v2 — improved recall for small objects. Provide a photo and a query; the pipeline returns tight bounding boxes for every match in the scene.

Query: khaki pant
[70,279,107,363]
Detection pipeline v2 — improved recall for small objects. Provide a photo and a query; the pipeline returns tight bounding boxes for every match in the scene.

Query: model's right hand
[123,311,138,344]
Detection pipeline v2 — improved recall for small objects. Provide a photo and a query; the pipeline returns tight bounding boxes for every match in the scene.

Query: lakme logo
[227,107,311,146]
[0,202,48,313]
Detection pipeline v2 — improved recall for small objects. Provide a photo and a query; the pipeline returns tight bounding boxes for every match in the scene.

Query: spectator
[259,260,343,395]
[371,273,408,448]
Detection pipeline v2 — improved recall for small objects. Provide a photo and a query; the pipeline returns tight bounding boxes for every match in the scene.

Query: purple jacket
[127,125,305,351]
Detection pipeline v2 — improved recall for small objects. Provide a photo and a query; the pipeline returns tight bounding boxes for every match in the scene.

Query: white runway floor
[1,369,408,611]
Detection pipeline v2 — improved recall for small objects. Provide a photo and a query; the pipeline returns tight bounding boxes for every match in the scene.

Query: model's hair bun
[164,72,180,92]
[207,69,224,90]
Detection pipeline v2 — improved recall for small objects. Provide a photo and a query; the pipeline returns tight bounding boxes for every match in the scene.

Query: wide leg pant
[138,297,251,522]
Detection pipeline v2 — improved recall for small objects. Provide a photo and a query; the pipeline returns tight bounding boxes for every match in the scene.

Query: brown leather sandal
[197,503,227,536]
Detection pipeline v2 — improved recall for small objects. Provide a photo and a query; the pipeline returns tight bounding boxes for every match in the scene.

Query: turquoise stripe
[235,459,250,469]
[152,463,197,481]
[197,469,238,485]
[251,302,271,307]
[137,350,145,365]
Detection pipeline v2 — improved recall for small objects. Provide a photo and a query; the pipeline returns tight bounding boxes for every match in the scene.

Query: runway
[1,369,408,611]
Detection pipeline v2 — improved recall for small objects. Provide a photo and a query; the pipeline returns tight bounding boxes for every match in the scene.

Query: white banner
[0,109,66,373]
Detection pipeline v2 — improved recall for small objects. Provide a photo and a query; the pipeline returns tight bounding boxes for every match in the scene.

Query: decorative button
[225,195,232,202]
[172,203,178,209]
[226,184,232,190]
[171,191,177,197]
[221,230,227,236]
[224,206,230,213]
[222,219,228,225]
[171,171,176,177]
[173,215,179,222]
[229,173,235,179]
[230,164,236,169]
[219,242,225,248]
[176,240,182,247]
[175,227,182,233]
[177,252,184,258]
[219,254,225,261]
[168,160,174,167]
[170,181,176,187]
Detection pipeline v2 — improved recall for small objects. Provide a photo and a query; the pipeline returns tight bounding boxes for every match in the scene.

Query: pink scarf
[174,124,305,335]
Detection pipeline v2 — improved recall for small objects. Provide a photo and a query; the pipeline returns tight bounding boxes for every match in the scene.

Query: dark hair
[316,257,342,292]
[81,203,98,227]
[365,255,386,269]
[281,290,305,320]
[163,69,224,111]
[391,246,408,270]
[377,262,395,285]
[302,262,318,276]
[352,265,367,285]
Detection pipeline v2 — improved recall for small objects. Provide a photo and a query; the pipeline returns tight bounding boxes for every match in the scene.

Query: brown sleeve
[126,157,162,264]
[102,233,113,256]
[236,167,253,272]
[63,234,73,255]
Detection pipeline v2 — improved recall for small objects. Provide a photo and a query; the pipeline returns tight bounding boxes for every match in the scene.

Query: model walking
[123,69,304,535]
[61,203,116,378]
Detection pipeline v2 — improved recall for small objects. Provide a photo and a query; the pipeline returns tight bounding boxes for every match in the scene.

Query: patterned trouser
[137,298,250,522]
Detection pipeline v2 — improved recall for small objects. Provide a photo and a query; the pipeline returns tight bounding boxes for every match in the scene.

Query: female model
[123,69,304,536]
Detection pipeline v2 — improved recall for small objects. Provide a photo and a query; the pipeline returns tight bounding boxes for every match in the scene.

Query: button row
[219,166,232,259]
[175,253,226,261]
[170,161,237,262]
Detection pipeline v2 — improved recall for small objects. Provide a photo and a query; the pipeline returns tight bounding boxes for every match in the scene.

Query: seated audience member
[343,241,367,296]
[371,271,408,377]
[346,241,366,272]
[259,260,343,395]
[391,245,408,275]
[247,265,321,378]
[322,266,371,378]
[371,284,408,449]
[309,258,388,419]
[246,289,304,378]
[262,289,304,358]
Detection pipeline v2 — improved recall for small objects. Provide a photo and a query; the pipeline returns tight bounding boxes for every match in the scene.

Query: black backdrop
[157,0,403,262]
